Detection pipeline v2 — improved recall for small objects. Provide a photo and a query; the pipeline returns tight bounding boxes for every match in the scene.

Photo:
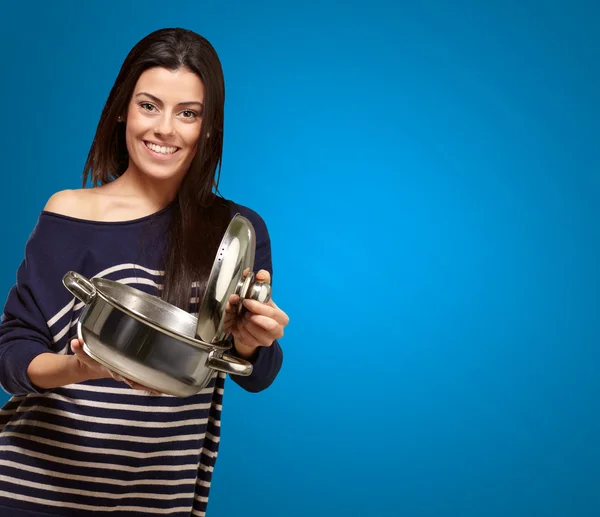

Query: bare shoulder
[43,189,95,219]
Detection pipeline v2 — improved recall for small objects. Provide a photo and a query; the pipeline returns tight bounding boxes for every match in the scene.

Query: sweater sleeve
[0,216,73,396]
[227,204,284,393]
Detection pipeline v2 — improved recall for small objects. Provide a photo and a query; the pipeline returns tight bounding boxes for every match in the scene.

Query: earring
[206,132,211,138]
[117,116,123,122]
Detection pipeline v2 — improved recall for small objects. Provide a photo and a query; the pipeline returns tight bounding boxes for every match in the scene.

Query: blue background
[1,1,598,516]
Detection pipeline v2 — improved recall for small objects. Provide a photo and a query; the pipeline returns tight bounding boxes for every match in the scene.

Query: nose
[154,113,175,138]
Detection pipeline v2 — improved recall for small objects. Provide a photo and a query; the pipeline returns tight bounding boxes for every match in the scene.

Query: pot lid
[195,213,271,344]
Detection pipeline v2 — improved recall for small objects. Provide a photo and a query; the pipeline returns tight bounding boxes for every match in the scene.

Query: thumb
[255,269,271,284]
[70,338,85,355]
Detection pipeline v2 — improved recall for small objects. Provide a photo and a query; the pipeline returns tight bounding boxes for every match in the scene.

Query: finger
[268,302,290,326]
[129,381,161,395]
[108,370,132,386]
[240,316,276,345]
[122,378,148,393]
[244,312,279,332]
[225,294,240,313]
[71,339,86,356]
[242,298,277,317]
[232,322,265,348]
[264,300,289,325]
[233,327,263,349]
[121,377,133,388]
[255,269,271,284]
[243,299,289,326]
[221,311,238,334]
[111,373,125,383]
[117,375,160,395]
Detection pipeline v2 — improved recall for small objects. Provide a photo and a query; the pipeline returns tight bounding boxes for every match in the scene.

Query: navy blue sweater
[0,199,283,516]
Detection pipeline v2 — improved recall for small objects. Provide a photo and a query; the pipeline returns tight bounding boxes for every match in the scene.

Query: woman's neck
[110,165,184,211]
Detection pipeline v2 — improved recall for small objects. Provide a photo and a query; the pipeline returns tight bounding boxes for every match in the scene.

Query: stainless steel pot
[61,214,272,397]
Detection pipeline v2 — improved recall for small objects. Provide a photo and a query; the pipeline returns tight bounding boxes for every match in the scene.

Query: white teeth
[145,141,177,155]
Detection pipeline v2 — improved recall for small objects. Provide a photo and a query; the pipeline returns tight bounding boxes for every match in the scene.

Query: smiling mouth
[144,141,180,155]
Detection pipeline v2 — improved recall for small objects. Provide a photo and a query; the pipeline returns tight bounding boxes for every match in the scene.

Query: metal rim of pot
[63,272,232,352]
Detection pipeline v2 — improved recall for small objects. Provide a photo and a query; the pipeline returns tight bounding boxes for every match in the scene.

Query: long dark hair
[82,28,232,310]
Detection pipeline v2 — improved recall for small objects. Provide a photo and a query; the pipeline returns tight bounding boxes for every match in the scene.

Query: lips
[143,140,179,155]
[141,140,182,162]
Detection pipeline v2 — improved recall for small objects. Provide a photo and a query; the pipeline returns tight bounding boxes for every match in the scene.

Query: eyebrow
[135,92,203,108]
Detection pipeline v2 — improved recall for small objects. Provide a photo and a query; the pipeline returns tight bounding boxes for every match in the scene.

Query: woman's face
[124,66,205,183]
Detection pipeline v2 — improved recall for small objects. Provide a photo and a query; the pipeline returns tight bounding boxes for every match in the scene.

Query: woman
[0,28,288,516]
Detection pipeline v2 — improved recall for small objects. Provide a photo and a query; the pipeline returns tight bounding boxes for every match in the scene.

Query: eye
[180,110,198,119]
[140,102,157,112]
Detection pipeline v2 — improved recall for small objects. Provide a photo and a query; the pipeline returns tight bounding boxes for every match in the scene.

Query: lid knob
[248,280,271,304]
[236,272,272,314]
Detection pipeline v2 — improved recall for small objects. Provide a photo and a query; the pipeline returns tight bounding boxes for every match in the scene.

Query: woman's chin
[131,161,188,183]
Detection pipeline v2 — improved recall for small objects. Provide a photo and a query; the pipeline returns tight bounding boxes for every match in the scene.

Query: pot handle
[62,271,97,304]
[206,350,253,377]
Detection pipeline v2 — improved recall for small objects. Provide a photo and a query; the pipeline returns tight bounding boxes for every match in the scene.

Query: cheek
[124,128,135,154]
[124,115,143,145]
[124,128,143,159]
[183,126,203,153]
[125,111,148,136]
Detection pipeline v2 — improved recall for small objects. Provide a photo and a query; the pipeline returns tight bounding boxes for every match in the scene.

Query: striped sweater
[0,200,283,516]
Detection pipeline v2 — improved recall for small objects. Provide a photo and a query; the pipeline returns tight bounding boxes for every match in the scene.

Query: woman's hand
[70,338,161,395]
[223,270,289,360]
